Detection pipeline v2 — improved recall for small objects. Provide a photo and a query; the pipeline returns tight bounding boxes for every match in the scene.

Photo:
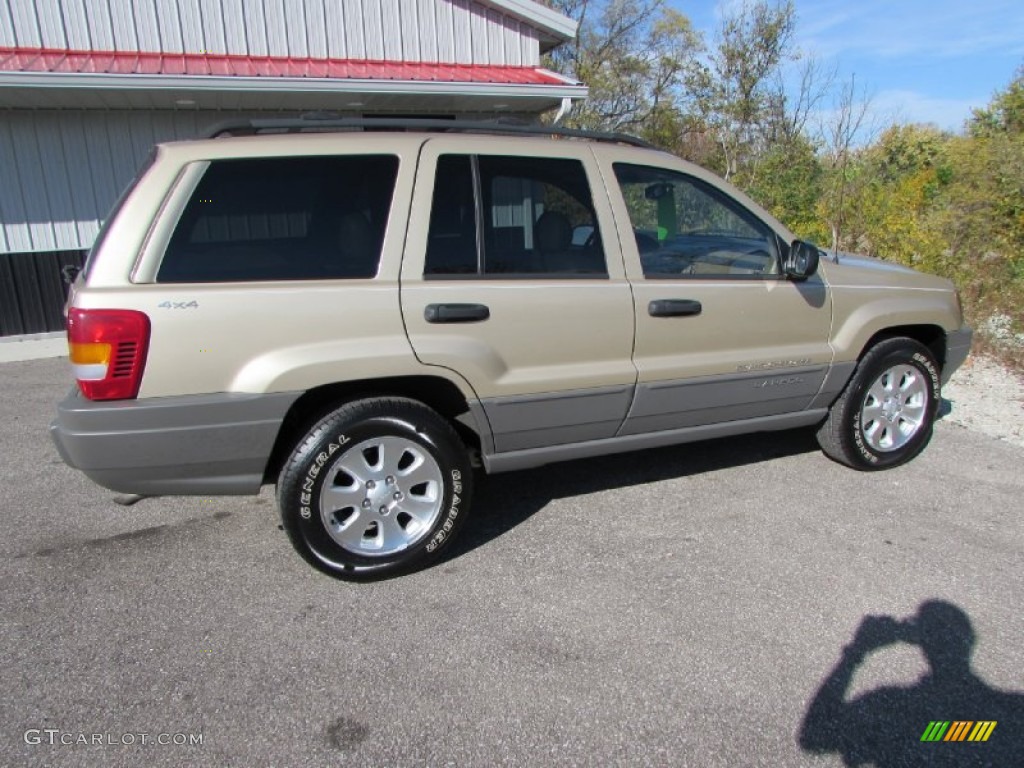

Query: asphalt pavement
[1,357,1021,767]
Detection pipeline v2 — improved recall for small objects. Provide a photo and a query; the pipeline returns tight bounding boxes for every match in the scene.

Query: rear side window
[425,154,607,278]
[158,155,398,282]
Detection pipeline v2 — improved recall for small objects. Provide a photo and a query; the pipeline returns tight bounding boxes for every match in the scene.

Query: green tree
[745,133,823,239]
[944,69,1024,354]
[540,1,1024,366]
[692,0,797,182]
[544,1,704,137]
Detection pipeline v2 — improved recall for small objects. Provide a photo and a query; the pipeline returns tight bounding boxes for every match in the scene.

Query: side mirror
[783,240,820,281]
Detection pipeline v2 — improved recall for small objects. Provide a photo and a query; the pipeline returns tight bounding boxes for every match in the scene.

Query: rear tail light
[67,308,150,400]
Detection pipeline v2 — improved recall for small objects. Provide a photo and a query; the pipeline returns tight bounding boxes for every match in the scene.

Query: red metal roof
[0,46,570,85]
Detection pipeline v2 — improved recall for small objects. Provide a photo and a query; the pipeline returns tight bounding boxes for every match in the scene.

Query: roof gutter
[0,71,588,101]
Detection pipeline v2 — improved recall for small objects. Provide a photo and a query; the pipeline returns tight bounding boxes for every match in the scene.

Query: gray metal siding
[0,0,541,65]
[0,109,275,255]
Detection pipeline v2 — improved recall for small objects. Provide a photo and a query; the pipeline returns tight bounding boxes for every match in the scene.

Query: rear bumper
[942,325,973,385]
[50,389,299,495]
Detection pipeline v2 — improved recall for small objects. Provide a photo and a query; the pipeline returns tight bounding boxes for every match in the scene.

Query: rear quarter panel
[74,134,472,399]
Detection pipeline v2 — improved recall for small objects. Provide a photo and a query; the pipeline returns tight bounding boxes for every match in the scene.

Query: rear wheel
[277,397,472,579]
[817,338,941,470]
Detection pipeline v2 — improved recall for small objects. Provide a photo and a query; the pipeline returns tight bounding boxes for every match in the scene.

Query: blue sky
[673,0,1024,133]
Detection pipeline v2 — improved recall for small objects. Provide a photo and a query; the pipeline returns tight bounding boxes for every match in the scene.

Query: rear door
[598,150,834,435]
[400,137,637,454]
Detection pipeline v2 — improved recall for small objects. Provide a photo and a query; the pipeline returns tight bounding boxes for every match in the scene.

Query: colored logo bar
[920,721,997,742]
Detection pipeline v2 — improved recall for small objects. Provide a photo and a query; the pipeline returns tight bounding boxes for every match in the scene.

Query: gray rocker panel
[483,409,828,473]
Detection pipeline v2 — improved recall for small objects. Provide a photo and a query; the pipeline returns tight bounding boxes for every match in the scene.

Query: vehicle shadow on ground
[799,600,1023,767]
[937,397,954,419]
[446,427,820,562]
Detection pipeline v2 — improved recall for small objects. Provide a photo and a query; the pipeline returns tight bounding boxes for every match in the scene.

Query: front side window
[425,154,606,277]
[158,155,398,282]
[613,163,778,278]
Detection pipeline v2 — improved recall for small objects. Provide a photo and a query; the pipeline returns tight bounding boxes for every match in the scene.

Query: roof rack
[202,114,655,149]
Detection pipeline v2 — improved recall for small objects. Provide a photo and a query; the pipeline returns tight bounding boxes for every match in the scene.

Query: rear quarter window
[157,155,399,283]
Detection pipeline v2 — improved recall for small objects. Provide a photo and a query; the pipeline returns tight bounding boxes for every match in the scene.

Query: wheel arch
[263,375,485,484]
[856,324,946,370]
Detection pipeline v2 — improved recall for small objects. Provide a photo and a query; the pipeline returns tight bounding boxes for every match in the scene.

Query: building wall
[0,0,540,66]
[0,107,523,256]
[0,109,276,255]
[0,0,558,334]
[0,247,82,335]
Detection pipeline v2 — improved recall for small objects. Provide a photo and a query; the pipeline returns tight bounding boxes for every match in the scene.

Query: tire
[277,397,472,580]
[816,337,941,470]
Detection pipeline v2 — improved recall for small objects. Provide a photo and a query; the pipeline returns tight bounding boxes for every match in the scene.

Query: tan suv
[51,118,972,579]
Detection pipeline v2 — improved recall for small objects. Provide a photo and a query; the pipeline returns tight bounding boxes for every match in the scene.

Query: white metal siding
[0,0,541,65]
[417,0,438,62]
[132,2,163,54]
[304,0,327,58]
[35,0,67,49]
[241,0,269,56]
[154,1,185,53]
[84,0,116,50]
[364,0,386,61]
[0,0,563,254]
[340,0,365,59]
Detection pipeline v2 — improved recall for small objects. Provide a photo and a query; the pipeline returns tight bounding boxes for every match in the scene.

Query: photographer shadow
[799,600,1023,767]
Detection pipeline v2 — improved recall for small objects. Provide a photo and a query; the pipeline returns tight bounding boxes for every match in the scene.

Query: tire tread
[276,396,471,579]
[816,337,940,471]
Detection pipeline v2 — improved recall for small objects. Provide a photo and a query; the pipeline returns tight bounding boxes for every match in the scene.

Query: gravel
[943,355,1024,448]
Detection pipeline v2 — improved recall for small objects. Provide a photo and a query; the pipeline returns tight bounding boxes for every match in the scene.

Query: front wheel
[817,338,941,470]
[277,397,472,579]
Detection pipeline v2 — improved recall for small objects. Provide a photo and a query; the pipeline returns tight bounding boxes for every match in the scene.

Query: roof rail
[202,114,655,149]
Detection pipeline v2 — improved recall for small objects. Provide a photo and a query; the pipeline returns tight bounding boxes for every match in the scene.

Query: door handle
[424,303,491,323]
[648,299,702,317]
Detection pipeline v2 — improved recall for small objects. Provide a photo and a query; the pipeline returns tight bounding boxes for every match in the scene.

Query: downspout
[551,97,572,125]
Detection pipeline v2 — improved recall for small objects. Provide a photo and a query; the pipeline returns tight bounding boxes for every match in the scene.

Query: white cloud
[868,89,983,132]
[805,90,981,146]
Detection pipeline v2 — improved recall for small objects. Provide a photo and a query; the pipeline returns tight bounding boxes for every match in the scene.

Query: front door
[600,154,834,435]
[400,137,637,453]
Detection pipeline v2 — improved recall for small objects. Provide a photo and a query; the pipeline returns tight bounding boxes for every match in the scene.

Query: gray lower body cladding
[51,359,867,493]
[942,325,973,385]
[479,364,857,473]
[620,366,830,436]
[50,389,299,495]
[482,385,634,452]
[482,410,829,473]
